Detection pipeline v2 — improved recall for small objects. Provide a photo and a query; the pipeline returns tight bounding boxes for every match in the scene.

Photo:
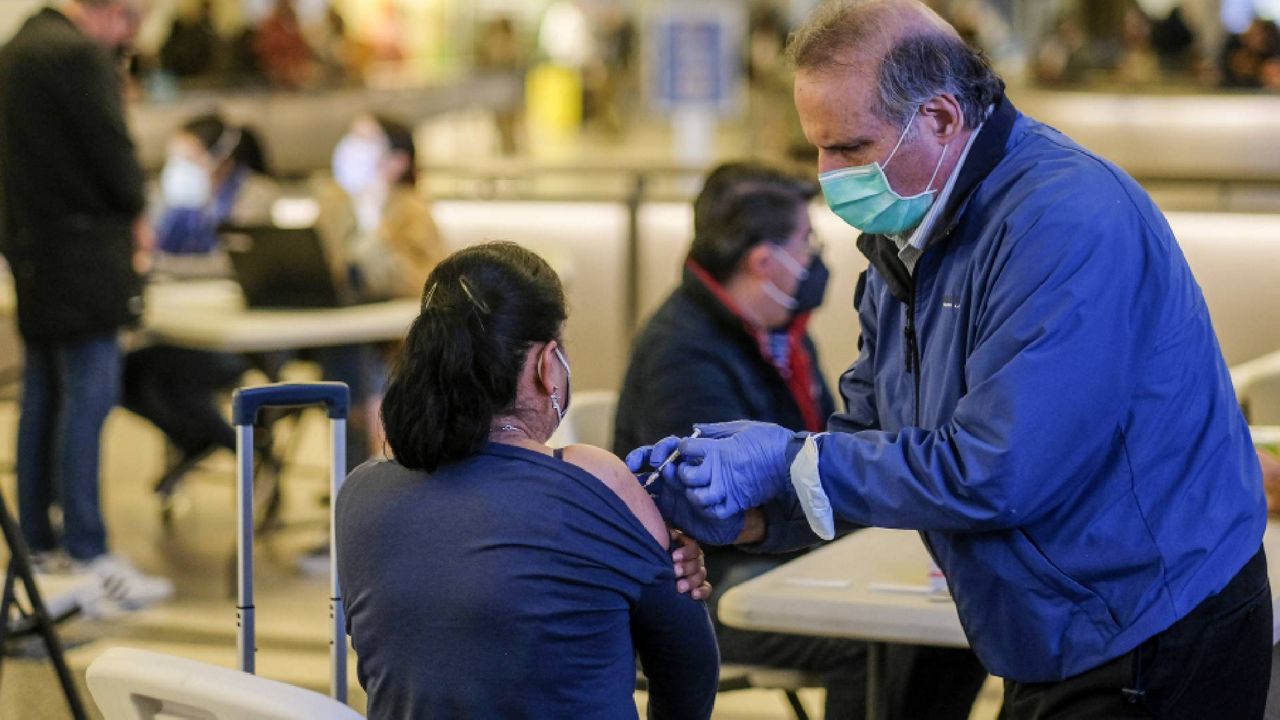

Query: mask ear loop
[880,111,919,171]
[538,346,567,421]
[921,141,950,194]
[883,108,951,197]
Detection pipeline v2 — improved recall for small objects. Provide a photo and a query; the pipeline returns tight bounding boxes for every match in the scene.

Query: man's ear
[920,93,966,145]
[741,243,773,280]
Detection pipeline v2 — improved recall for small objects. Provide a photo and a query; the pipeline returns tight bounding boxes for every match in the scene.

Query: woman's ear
[534,342,558,396]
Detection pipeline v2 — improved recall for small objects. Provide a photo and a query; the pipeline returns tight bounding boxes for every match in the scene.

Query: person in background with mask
[122,113,276,493]
[153,113,276,259]
[635,2,1271,717]
[0,0,173,610]
[310,113,444,469]
[318,113,443,302]
[616,162,860,715]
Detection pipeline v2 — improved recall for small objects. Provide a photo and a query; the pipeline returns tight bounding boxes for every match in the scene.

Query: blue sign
[650,5,742,115]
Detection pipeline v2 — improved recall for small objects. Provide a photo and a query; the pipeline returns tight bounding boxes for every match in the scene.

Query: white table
[1,277,420,353]
[143,280,419,353]
[720,522,1280,717]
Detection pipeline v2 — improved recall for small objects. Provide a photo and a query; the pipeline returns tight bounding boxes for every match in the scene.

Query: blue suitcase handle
[232,382,350,425]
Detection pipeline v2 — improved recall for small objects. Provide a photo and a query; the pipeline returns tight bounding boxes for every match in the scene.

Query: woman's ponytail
[382,243,566,472]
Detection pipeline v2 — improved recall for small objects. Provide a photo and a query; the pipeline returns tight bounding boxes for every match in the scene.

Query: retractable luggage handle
[231,382,350,703]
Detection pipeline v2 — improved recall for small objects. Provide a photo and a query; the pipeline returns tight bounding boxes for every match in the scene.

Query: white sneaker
[79,555,174,612]
[19,573,101,622]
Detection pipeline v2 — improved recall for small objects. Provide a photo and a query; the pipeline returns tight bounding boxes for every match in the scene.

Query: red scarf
[686,260,824,433]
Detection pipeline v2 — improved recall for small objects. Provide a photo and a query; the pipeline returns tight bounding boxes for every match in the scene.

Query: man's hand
[1259,449,1280,515]
[677,421,797,519]
[132,215,155,274]
[671,531,710,600]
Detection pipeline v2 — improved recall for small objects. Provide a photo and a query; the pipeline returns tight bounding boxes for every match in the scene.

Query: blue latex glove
[676,421,799,520]
[641,469,745,546]
[624,436,684,484]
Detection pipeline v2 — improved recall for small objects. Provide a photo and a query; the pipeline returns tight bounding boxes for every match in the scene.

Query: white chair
[548,390,618,449]
[86,647,363,720]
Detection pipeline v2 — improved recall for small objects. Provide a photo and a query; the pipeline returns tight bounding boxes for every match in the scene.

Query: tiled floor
[0,394,1003,719]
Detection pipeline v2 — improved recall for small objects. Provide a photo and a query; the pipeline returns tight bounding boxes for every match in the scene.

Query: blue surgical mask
[819,112,948,236]
[160,155,212,209]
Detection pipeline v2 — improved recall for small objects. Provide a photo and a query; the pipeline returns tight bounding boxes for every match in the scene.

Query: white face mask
[160,155,211,209]
[545,346,572,423]
[761,245,809,310]
[332,134,386,198]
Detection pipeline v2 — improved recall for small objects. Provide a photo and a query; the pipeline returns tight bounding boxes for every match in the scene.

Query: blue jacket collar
[857,94,1019,303]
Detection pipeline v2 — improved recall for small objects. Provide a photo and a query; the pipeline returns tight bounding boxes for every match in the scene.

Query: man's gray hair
[787,1,1004,130]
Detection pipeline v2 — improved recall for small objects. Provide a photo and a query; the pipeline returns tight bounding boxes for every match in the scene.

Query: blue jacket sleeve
[632,575,719,720]
[814,198,1148,531]
[828,270,881,435]
[748,485,865,554]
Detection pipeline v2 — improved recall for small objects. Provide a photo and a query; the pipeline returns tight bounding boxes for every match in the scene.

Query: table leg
[867,640,885,720]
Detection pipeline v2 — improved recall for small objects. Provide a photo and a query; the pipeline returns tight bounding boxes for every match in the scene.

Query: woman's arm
[632,575,720,720]
[562,444,669,548]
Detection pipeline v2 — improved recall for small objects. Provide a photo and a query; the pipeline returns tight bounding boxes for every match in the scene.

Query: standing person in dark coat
[0,0,173,609]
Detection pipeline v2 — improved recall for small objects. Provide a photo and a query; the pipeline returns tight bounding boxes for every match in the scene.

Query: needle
[643,428,702,488]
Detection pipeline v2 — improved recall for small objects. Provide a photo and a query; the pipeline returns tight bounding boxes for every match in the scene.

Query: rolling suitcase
[231,381,351,703]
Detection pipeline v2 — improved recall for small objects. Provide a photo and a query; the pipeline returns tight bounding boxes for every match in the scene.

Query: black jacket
[0,8,145,341]
[614,264,835,585]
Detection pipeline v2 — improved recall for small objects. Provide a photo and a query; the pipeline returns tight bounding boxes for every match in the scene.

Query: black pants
[1001,548,1272,720]
[122,346,248,454]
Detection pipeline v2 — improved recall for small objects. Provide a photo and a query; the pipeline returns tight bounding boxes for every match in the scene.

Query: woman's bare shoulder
[560,444,669,550]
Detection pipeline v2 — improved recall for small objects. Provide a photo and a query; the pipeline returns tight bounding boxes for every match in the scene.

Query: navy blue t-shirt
[336,443,719,719]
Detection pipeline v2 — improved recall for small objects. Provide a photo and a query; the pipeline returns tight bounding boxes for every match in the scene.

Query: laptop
[222,225,361,309]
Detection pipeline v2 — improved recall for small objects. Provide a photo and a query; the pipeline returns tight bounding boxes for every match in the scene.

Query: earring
[550,391,563,420]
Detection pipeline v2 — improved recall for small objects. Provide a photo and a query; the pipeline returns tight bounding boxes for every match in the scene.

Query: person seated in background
[154,113,275,257]
[123,113,275,490]
[312,112,445,466]
[337,242,718,718]
[614,161,986,720]
[317,112,443,301]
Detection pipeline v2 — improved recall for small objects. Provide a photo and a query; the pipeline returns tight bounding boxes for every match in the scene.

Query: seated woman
[124,113,274,491]
[336,242,719,719]
[313,113,446,468]
[153,113,277,261]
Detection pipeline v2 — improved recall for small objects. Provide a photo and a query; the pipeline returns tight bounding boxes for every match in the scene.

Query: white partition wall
[431,200,630,391]
[1167,212,1280,367]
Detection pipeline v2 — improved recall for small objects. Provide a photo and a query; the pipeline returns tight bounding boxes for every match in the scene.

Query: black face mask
[791,255,830,315]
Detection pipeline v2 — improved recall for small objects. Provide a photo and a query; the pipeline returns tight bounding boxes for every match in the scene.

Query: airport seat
[86,646,363,720]
[548,390,618,449]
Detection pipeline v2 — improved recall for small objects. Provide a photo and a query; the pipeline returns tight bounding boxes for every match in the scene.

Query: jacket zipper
[904,283,922,425]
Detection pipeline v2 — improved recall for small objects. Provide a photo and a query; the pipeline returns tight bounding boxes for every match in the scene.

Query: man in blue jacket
[631,1,1271,717]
